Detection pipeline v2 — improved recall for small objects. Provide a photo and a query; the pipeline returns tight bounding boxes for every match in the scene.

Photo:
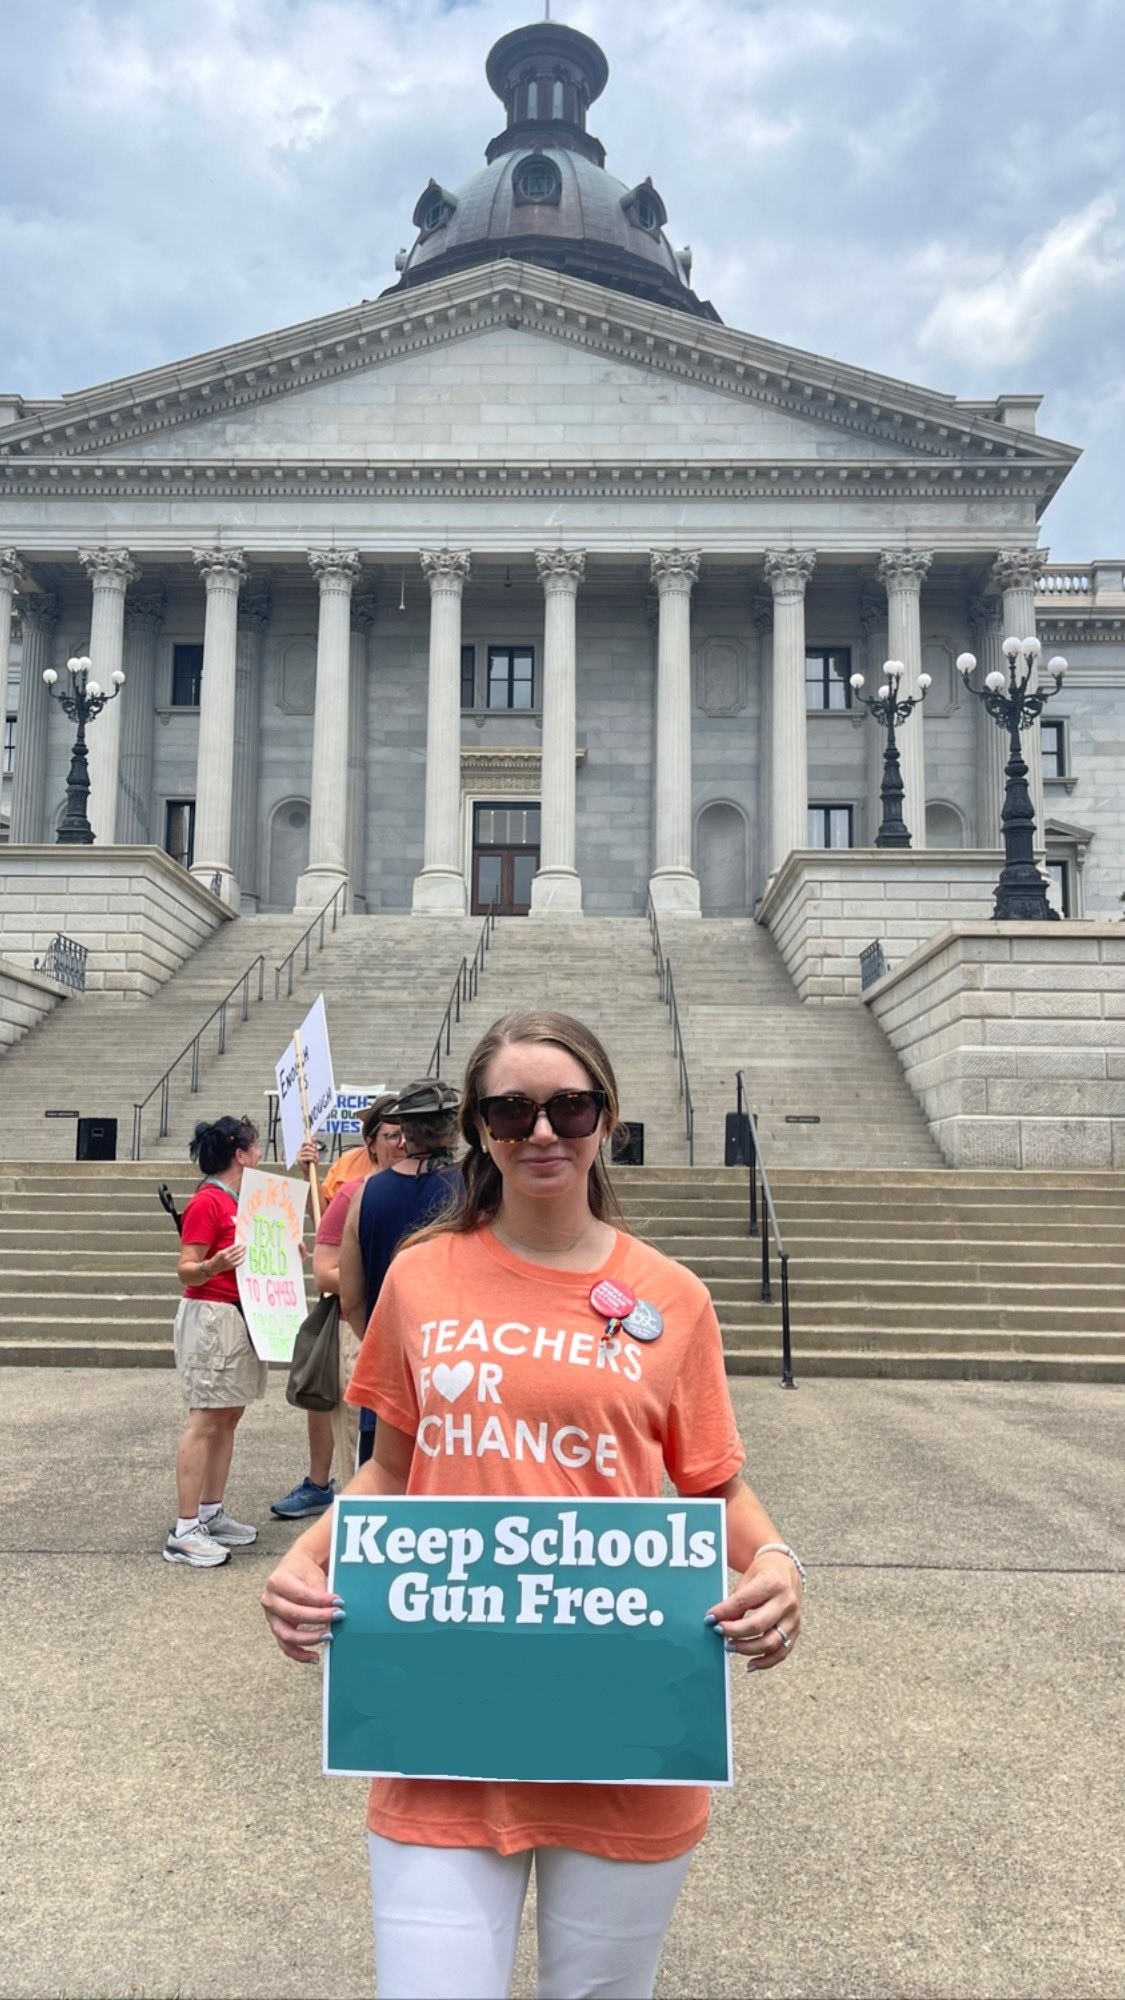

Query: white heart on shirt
[432,1361,474,1403]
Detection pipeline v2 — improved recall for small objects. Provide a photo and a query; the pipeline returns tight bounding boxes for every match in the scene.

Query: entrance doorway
[471,802,540,915]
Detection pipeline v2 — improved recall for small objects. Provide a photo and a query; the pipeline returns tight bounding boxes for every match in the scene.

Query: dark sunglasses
[478,1089,607,1144]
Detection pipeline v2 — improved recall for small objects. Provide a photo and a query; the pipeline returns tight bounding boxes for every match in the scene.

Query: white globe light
[86,679,102,696]
[956,652,976,676]
[42,668,58,685]
[111,669,125,686]
[917,673,932,690]
[1022,635,1041,657]
[878,683,891,699]
[75,655,92,673]
[66,655,82,676]
[849,673,865,690]
[1048,655,1068,676]
[985,670,1006,692]
[1002,635,1022,659]
[885,659,904,678]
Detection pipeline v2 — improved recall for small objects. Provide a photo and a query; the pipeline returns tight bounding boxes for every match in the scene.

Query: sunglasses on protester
[478,1089,607,1143]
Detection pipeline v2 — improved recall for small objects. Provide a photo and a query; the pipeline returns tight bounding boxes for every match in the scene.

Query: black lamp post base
[993,879,1060,923]
[875,828,912,850]
[56,824,95,846]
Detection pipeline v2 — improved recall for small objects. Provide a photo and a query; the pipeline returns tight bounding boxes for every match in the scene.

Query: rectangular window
[807,805,854,850]
[1046,859,1071,918]
[165,799,195,870]
[487,646,535,711]
[1041,719,1066,780]
[805,648,852,711]
[460,644,477,710]
[171,643,204,708]
[3,715,14,775]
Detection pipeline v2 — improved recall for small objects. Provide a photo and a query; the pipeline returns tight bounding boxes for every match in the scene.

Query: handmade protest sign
[324,1496,732,1785]
[326,1084,388,1137]
[274,994,336,1170]
[235,1167,309,1362]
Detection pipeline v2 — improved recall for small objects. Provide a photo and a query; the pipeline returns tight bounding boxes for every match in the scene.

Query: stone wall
[864,922,1125,1167]
[0,846,230,998]
[0,955,69,1051]
[757,850,999,1000]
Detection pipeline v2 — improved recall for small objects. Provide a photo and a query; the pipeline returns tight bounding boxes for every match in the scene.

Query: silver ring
[774,1625,791,1650]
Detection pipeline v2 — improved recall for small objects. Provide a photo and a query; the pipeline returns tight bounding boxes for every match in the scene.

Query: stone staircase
[438,918,691,1165]
[1,1161,1122,1380]
[0,912,487,1164]
[659,918,942,1168]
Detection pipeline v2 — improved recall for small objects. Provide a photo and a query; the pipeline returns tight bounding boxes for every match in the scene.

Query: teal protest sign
[323,1496,732,1785]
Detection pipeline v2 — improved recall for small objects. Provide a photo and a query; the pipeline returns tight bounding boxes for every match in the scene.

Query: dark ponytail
[189,1115,258,1178]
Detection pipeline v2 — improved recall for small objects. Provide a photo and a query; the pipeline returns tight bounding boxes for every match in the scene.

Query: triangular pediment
[0,260,1079,500]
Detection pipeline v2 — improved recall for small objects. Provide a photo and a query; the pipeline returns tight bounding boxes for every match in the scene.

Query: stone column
[413,550,471,914]
[348,593,375,914]
[0,551,22,796]
[764,548,816,875]
[190,548,247,906]
[649,549,702,914]
[297,550,362,908]
[878,549,933,849]
[858,581,888,847]
[531,548,586,916]
[968,591,1006,849]
[79,548,139,844]
[232,587,270,909]
[10,593,59,842]
[117,592,165,844]
[992,547,1048,857]
[751,589,773,894]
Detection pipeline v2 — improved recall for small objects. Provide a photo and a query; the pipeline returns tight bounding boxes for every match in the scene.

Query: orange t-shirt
[345,1224,745,1861]
[323,1145,376,1202]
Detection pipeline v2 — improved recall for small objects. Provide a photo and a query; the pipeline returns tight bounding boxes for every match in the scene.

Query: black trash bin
[76,1117,118,1162]
[613,1121,645,1167]
[724,1111,751,1166]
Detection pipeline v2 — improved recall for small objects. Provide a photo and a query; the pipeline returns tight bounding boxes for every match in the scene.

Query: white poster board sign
[274,994,336,1169]
[326,1084,388,1136]
[235,1167,309,1363]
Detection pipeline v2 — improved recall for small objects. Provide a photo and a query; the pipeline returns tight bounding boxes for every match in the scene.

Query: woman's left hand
[708,1550,802,1670]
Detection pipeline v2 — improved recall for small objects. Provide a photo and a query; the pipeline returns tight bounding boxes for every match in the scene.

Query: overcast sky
[2,0,1122,557]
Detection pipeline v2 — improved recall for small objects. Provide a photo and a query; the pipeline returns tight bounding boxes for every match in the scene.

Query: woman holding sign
[262,1014,804,1999]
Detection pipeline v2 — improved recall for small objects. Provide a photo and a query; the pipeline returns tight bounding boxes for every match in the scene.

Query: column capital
[238,586,271,633]
[79,547,139,593]
[15,590,60,634]
[308,549,362,592]
[535,548,586,596]
[0,548,23,591]
[877,548,933,594]
[650,548,700,596]
[193,547,248,592]
[124,590,166,637]
[351,591,377,633]
[420,549,471,595]
[990,545,1048,595]
[764,548,816,600]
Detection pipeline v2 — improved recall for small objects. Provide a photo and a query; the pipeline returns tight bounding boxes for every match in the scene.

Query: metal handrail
[427,905,497,1079]
[131,955,266,1159]
[645,896,695,1164]
[735,1069,794,1388]
[273,881,349,999]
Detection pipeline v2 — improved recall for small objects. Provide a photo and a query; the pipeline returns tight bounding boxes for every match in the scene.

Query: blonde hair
[402,1010,627,1251]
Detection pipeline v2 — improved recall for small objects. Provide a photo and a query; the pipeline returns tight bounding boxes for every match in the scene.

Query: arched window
[925,801,966,849]
[513,155,562,205]
[695,801,750,915]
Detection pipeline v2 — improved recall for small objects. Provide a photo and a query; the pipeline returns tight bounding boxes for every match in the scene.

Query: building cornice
[0,263,1078,503]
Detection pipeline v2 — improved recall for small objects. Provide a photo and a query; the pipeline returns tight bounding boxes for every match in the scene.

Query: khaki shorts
[173,1298,268,1409]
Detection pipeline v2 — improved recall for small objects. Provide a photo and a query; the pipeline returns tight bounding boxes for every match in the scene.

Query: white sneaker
[203,1507,258,1548]
[163,1523,231,1567]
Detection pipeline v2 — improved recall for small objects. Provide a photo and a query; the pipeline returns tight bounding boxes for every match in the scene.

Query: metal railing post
[734,1069,795,1388]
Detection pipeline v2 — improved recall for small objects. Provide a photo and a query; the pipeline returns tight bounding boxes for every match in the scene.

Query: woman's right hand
[261,1547,343,1664]
[210,1242,247,1273]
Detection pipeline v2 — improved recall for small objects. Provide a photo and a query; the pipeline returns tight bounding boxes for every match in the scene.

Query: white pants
[367,1833,694,2000]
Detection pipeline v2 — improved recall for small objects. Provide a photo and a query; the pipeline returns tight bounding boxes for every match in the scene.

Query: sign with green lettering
[323,1496,732,1784]
[234,1167,309,1362]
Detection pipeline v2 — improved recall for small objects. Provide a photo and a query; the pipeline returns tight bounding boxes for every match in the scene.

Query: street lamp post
[43,654,126,845]
[842,659,931,848]
[955,637,1068,921]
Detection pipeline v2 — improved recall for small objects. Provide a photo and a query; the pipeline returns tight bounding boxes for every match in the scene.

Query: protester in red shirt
[164,1115,265,1569]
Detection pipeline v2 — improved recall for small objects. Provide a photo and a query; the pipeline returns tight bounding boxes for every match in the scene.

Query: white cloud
[917,195,1125,368]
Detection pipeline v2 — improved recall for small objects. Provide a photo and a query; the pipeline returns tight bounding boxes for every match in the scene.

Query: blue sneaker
[270,1476,336,1519]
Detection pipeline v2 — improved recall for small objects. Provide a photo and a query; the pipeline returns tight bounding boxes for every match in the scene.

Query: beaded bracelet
[755,1541,807,1587]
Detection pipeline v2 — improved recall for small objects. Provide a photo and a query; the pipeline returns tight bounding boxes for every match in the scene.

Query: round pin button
[622,1299,664,1342]
[590,1278,637,1321]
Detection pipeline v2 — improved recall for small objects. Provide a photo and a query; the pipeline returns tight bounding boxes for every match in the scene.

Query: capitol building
[1,15,1123,926]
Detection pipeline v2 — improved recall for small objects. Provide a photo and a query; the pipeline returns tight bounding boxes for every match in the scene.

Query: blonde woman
[262,1012,803,2000]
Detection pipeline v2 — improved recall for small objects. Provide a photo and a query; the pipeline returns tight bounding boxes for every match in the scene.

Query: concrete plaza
[0,1370,1122,2000]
